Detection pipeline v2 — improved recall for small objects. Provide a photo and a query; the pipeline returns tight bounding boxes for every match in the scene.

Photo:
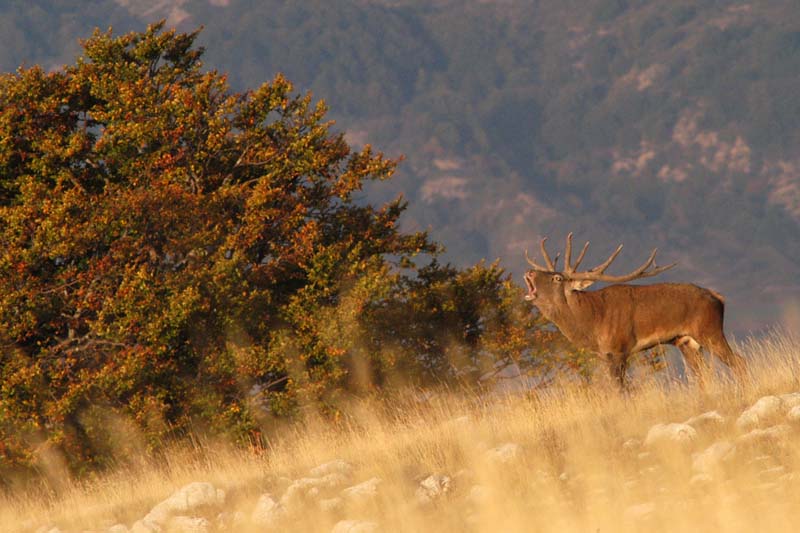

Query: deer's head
[523,233,676,309]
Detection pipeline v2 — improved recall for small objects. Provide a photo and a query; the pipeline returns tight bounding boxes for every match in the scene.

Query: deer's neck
[545,291,601,350]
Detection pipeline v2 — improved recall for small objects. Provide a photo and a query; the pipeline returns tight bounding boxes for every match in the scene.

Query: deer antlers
[525,238,559,271]
[526,233,677,282]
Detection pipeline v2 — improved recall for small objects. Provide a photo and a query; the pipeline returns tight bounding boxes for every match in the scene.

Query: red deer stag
[523,233,746,388]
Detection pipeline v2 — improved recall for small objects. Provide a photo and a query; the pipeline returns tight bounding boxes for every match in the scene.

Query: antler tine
[572,240,590,272]
[564,233,573,273]
[563,232,592,274]
[540,237,557,271]
[619,248,678,279]
[525,248,550,272]
[589,243,624,275]
[631,248,658,275]
[570,247,678,283]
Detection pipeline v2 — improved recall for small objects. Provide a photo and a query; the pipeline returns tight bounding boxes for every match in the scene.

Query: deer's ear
[567,279,594,291]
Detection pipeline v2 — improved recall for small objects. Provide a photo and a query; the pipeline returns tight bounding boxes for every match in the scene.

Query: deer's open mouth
[524,273,537,301]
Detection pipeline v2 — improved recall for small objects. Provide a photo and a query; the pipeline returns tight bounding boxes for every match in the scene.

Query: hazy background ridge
[3,0,800,332]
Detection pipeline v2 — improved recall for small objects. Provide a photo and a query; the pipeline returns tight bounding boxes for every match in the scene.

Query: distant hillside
[3,0,800,332]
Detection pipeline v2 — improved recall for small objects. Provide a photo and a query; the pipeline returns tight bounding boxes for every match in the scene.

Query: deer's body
[525,234,746,388]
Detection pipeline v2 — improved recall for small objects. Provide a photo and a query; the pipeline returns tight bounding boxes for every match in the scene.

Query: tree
[0,23,554,474]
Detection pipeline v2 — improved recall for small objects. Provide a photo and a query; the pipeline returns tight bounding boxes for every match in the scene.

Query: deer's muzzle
[524,273,537,301]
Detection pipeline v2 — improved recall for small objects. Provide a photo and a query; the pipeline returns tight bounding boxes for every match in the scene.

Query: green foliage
[0,24,559,474]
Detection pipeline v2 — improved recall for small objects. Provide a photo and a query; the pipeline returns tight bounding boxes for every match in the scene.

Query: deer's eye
[553,274,563,282]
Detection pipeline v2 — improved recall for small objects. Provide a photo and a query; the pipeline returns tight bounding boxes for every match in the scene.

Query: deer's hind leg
[694,296,748,382]
[675,336,708,387]
[605,352,631,391]
[700,332,747,382]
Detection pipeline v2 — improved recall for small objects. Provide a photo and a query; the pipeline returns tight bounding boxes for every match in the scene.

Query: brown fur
[524,272,746,388]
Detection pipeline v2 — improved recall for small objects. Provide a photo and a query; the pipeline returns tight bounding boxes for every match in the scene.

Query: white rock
[281,474,348,508]
[108,525,129,533]
[623,479,638,490]
[755,396,786,416]
[319,472,350,488]
[310,460,354,478]
[130,521,161,533]
[639,465,661,477]
[748,455,776,467]
[736,396,783,432]
[331,520,379,533]
[452,468,473,484]
[623,502,655,521]
[689,473,713,486]
[468,484,491,506]
[415,474,451,505]
[780,392,800,410]
[144,483,225,526]
[735,410,759,433]
[755,481,780,492]
[692,441,735,474]
[215,511,245,530]
[484,442,522,465]
[622,438,641,452]
[787,405,800,423]
[165,516,211,533]
[760,466,786,480]
[341,477,382,505]
[644,423,697,449]
[684,411,726,432]
[318,497,344,512]
[737,424,791,446]
[251,493,286,528]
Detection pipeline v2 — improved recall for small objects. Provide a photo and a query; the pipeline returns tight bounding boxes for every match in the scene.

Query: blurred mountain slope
[3,0,799,332]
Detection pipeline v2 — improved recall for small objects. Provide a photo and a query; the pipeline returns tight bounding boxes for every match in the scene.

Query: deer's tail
[708,289,726,305]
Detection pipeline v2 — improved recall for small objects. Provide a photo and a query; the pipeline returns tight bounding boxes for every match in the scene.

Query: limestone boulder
[341,477,382,506]
[644,423,697,450]
[786,405,800,423]
[692,440,735,474]
[165,516,211,533]
[684,411,726,434]
[281,474,349,509]
[310,460,354,479]
[415,474,451,505]
[736,396,783,432]
[331,520,379,533]
[484,443,522,466]
[143,482,225,527]
[251,493,286,528]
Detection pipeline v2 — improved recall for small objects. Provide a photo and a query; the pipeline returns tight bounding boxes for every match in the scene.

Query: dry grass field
[5,331,800,533]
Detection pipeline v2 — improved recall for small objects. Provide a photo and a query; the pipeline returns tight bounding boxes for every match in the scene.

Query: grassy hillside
[5,332,800,532]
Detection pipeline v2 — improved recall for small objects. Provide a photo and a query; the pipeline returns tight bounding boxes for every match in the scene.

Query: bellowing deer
[523,233,746,388]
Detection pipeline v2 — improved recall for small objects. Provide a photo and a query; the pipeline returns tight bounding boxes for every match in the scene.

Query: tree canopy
[0,23,560,475]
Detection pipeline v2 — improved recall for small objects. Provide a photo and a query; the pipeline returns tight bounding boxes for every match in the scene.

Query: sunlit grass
[4,331,800,532]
